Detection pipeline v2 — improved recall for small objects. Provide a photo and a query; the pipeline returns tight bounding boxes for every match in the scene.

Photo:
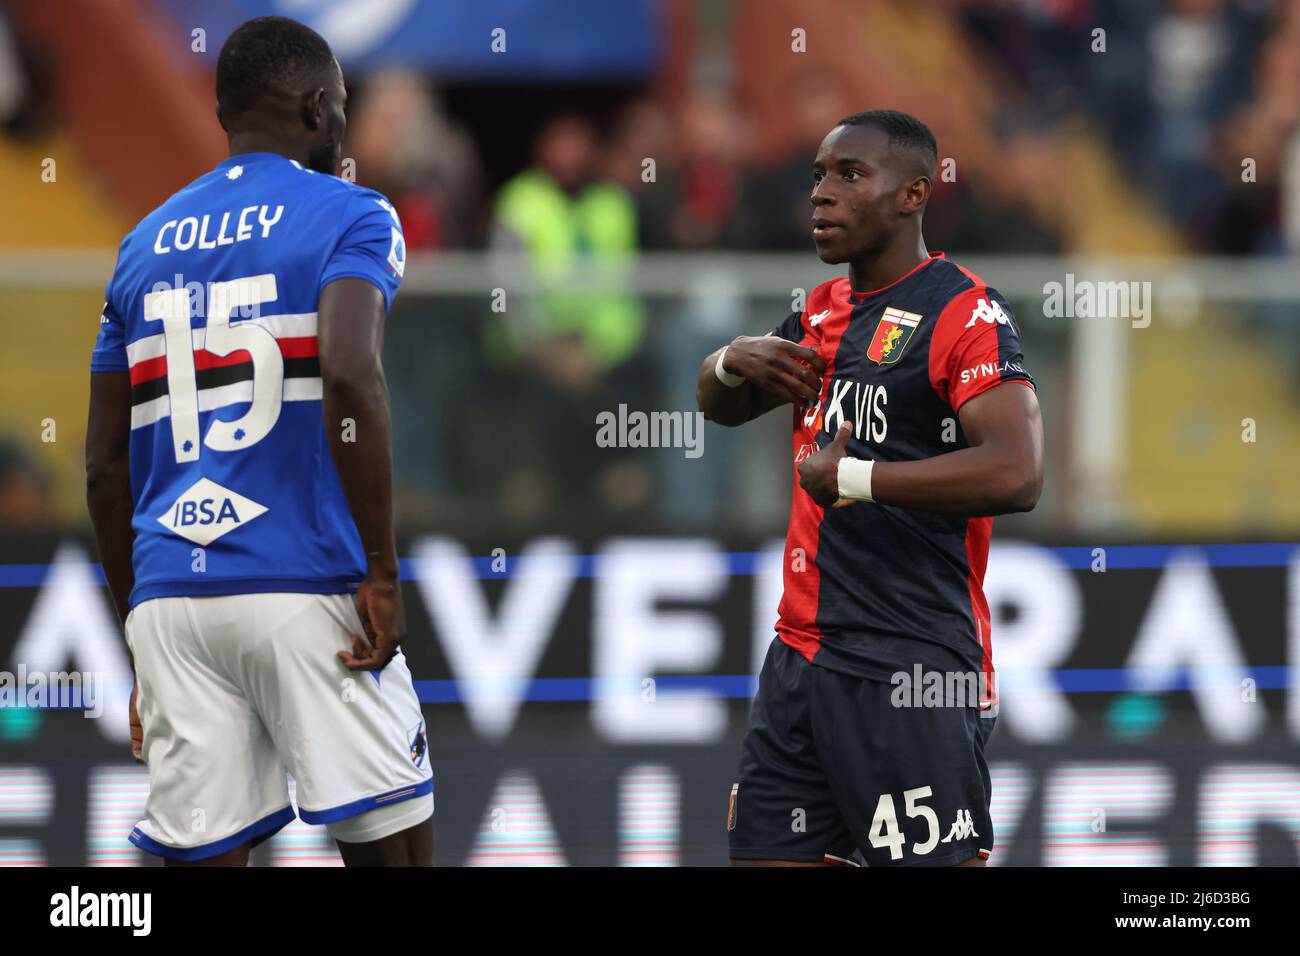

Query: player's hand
[340,571,406,671]
[723,335,826,405]
[129,681,144,764]
[798,420,856,507]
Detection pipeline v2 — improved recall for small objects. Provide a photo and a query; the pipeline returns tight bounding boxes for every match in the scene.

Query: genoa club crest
[866,306,923,365]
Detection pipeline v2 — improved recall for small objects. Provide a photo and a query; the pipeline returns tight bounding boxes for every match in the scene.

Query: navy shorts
[728,637,996,866]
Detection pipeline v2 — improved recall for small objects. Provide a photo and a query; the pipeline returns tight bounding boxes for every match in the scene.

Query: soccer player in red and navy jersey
[698,110,1043,867]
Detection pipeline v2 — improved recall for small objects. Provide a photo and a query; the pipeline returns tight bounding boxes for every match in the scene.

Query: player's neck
[227,133,308,167]
[848,237,930,295]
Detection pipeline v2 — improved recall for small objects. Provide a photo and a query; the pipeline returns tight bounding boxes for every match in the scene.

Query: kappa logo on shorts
[157,477,267,546]
[940,808,980,843]
[727,782,739,832]
[408,720,428,768]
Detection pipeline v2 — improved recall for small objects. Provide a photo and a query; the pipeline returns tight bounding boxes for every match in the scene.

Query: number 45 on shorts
[868,785,982,861]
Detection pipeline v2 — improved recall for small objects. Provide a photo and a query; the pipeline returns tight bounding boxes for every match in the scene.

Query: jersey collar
[847,252,946,299]
[217,152,295,170]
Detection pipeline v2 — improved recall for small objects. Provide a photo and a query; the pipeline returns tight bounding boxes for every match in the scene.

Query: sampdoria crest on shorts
[408,720,427,768]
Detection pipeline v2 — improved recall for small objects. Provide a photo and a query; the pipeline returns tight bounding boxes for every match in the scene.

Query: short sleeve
[320,193,406,311]
[929,286,1035,411]
[90,292,128,372]
[770,310,804,343]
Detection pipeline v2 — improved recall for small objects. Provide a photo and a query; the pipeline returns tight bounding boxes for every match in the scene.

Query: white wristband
[715,347,746,387]
[837,457,875,502]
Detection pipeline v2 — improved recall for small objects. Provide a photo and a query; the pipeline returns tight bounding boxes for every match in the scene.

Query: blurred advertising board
[1,535,1297,865]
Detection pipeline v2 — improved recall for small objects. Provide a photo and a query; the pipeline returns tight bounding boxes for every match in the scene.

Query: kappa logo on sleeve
[964,297,1010,329]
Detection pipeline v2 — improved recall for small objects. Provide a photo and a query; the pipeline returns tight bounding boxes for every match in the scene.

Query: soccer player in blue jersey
[698,111,1044,866]
[85,17,431,866]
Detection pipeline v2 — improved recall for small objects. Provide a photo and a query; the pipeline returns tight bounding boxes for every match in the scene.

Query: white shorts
[125,592,433,861]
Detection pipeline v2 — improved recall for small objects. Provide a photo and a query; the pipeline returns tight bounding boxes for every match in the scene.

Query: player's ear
[901,175,930,215]
[301,88,326,131]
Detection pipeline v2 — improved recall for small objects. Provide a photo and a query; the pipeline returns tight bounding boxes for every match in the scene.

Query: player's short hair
[216,16,335,121]
[836,109,937,177]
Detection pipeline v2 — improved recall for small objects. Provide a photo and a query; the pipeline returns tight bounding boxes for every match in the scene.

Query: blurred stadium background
[1,0,1298,866]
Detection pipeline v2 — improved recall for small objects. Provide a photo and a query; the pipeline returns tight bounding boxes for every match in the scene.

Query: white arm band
[837,457,875,502]
[715,347,746,387]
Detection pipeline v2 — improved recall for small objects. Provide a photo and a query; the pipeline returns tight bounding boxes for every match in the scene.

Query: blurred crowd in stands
[0,0,1294,256]
[964,0,1300,255]
[2,0,1293,260]
[334,0,1300,525]
[333,0,1300,260]
[2,0,1298,531]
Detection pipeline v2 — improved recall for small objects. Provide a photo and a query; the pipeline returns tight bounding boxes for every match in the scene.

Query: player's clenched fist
[723,335,826,404]
[798,420,857,507]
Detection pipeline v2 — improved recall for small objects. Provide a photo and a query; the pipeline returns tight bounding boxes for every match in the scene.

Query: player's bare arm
[798,380,1043,515]
[85,369,144,762]
[86,371,135,621]
[318,277,406,671]
[696,334,825,426]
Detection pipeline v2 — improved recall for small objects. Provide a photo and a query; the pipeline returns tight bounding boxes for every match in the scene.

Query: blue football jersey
[90,152,406,607]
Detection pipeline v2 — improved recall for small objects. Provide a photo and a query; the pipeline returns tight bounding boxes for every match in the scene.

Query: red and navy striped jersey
[774,253,1034,703]
[90,152,405,607]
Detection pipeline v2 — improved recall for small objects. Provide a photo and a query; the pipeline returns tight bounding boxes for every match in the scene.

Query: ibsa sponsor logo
[157,477,267,546]
[960,359,1024,385]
